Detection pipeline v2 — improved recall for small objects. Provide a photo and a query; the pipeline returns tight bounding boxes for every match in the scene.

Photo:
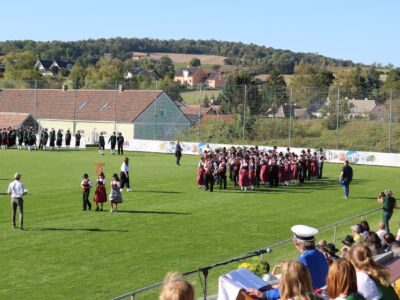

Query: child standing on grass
[109,173,123,213]
[81,173,92,211]
[93,172,106,211]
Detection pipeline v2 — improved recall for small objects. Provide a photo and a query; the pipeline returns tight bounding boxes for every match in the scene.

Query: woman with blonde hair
[349,243,398,300]
[159,272,195,300]
[247,260,322,299]
[326,259,365,299]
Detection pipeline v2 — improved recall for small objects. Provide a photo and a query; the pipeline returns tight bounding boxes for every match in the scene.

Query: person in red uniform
[238,155,250,191]
[248,157,256,190]
[197,157,205,188]
[93,172,107,211]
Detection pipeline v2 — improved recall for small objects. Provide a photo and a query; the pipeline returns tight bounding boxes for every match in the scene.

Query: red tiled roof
[180,105,212,116]
[0,112,32,128]
[0,89,164,123]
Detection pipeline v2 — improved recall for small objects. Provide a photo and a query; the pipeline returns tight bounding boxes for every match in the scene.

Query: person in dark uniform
[203,157,214,192]
[98,132,105,155]
[175,140,183,166]
[41,128,49,150]
[108,132,117,155]
[38,129,44,150]
[65,129,72,149]
[75,130,81,150]
[23,128,29,149]
[56,129,63,151]
[1,128,8,149]
[27,129,34,151]
[117,132,124,155]
[17,127,23,150]
[269,158,279,188]
[217,159,227,190]
[339,160,353,198]
[49,128,56,151]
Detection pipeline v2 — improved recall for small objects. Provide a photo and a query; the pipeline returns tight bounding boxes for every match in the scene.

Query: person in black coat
[175,140,183,166]
[56,129,63,151]
[117,132,124,155]
[75,130,81,150]
[65,129,72,149]
[98,132,105,155]
[49,128,56,151]
[108,132,117,155]
[339,160,353,198]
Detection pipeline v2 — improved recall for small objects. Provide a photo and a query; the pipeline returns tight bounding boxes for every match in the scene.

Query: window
[78,102,87,110]
[99,102,109,110]
[160,109,166,117]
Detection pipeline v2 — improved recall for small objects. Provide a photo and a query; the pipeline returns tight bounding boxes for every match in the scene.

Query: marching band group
[197,146,325,192]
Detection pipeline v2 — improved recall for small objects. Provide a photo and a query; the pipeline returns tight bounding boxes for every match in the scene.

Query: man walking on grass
[7,172,27,230]
[339,160,353,198]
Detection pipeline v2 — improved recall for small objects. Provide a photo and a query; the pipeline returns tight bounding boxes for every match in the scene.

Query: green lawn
[0,149,398,299]
[181,90,222,104]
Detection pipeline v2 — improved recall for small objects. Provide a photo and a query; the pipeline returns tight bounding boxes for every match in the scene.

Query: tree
[155,56,174,78]
[189,57,201,67]
[3,51,42,83]
[290,64,333,107]
[322,98,354,130]
[84,57,123,89]
[221,71,260,114]
[158,77,182,102]
[261,70,288,111]
[67,64,86,88]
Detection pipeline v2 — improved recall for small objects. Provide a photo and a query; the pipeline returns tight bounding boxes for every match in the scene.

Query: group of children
[80,157,132,212]
[81,172,123,213]
[197,145,325,192]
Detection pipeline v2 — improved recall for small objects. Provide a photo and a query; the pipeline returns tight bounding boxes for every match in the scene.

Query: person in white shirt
[120,157,132,192]
[376,221,387,246]
[7,172,27,230]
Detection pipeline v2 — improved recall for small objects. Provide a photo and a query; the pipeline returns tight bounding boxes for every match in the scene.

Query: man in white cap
[247,224,328,300]
[291,224,329,290]
[7,172,28,230]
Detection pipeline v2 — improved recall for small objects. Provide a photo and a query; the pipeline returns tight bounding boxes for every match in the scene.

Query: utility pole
[388,89,393,152]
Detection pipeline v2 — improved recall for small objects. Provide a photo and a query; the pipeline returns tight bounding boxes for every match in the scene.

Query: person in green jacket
[378,189,397,233]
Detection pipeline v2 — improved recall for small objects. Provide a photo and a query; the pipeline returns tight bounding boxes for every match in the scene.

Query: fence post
[388,89,392,152]
[243,85,247,143]
[336,87,340,150]
[130,295,135,300]
[289,86,293,148]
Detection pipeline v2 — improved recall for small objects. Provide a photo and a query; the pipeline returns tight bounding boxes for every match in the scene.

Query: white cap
[291,225,319,241]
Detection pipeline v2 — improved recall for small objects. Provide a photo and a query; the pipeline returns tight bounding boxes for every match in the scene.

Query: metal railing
[112,207,384,300]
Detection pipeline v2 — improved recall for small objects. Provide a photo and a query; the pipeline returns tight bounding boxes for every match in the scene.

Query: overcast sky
[1,0,399,66]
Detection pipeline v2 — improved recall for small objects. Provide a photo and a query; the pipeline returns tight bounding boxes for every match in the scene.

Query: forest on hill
[0,37,358,74]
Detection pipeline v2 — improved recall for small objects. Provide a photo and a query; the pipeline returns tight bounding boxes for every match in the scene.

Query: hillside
[148,52,226,65]
[0,37,359,74]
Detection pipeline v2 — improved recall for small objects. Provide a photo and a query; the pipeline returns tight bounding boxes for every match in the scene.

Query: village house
[0,88,191,143]
[179,104,221,124]
[348,98,377,118]
[132,52,149,61]
[205,71,225,88]
[34,59,73,76]
[0,112,38,129]
[174,67,206,86]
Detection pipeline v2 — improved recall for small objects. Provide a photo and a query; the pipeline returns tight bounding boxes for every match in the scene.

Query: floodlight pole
[243,85,247,143]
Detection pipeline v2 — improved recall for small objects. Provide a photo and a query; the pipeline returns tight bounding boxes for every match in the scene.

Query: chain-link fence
[0,80,399,152]
[112,207,384,300]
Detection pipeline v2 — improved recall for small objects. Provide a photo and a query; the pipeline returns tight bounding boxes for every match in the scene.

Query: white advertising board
[112,139,400,168]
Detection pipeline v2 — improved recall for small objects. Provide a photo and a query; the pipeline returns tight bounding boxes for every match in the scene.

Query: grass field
[181,90,222,104]
[0,149,398,300]
[148,53,226,65]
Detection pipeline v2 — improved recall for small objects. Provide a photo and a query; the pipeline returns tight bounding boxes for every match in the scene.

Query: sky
[1,0,399,66]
